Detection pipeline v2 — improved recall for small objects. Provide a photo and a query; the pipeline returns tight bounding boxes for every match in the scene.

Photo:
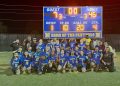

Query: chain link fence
[0,34,120,51]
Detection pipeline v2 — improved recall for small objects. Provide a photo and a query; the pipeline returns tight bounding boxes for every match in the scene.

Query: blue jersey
[79,43,85,50]
[59,54,66,66]
[61,41,67,48]
[77,55,87,67]
[48,55,57,63]
[36,43,46,52]
[30,57,36,67]
[11,57,20,68]
[23,56,31,68]
[39,58,49,65]
[68,56,76,66]
[39,52,46,57]
[28,50,33,57]
[46,43,53,49]
[56,51,61,57]
[65,50,71,55]
[70,41,76,48]
[45,51,50,58]
[75,50,80,56]
[54,44,61,49]
[34,52,40,64]
[18,52,23,58]
[19,55,24,65]
[34,52,40,58]
[84,49,92,56]
[91,51,101,64]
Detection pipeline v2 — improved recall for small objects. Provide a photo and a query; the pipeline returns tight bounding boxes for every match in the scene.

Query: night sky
[0,0,120,34]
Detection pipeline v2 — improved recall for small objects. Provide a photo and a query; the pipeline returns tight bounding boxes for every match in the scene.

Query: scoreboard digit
[43,6,102,39]
[65,8,81,15]
[61,24,69,32]
[76,24,85,32]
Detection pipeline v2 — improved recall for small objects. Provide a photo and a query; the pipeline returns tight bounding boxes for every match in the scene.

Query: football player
[57,50,67,73]
[48,50,57,73]
[22,52,32,74]
[11,53,21,75]
[68,49,77,72]
[90,47,102,72]
[76,51,88,72]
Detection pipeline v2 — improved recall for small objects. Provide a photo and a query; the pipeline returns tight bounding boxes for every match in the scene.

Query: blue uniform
[79,43,85,50]
[59,54,66,67]
[23,56,31,68]
[39,58,49,65]
[33,52,41,67]
[45,51,51,58]
[91,51,101,65]
[75,50,80,56]
[46,43,53,49]
[70,41,76,49]
[11,57,20,69]
[54,44,61,49]
[18,52,23,58]
[28,50,33,57]
[36,43,46,52]
[84,49,92,56]
[61,41,67,48]
[48,55,57,63]
[68,56,76,67]
[77,55,87,67]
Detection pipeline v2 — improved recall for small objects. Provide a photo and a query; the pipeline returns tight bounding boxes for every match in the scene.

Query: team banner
[43,6,102,39]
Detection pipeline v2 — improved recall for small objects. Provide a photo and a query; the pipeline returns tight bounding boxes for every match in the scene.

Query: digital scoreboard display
[43,6,102,39]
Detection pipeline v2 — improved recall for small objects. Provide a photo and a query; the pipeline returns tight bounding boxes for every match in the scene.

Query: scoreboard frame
[43,6,103,39]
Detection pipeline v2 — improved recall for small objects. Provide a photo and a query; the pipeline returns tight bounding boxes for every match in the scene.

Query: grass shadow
[0,65,13,76]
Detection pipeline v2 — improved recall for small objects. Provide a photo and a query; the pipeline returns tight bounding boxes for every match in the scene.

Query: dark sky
[0,0,120,34]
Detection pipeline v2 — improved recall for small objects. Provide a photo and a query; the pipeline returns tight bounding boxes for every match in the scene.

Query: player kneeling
[76,51,87,72]
[38,54,49,75]
[11,53,21,75]
[67,50,77,72]
[57,50,67,73]
[48,51,57,73]
[90,47,102,72]
[22,52,32,74]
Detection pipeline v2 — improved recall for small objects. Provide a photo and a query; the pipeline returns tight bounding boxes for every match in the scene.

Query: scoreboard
[43,6,103,39]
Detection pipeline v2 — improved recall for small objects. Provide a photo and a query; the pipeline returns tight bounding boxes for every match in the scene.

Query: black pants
[101,63,114,72]
[38,64,49,74]
[48,63,57,73]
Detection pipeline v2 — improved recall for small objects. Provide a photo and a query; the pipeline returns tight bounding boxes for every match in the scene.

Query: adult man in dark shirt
[101,47,115,72]
[10,39,20,51]
[23,36,32,51]
[31,38,37,52]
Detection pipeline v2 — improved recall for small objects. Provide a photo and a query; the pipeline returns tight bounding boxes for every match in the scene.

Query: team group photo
[0,0,120,86]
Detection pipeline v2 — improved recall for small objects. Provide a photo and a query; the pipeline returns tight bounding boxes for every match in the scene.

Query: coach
[10,39,20,51]
[101,47,115,72]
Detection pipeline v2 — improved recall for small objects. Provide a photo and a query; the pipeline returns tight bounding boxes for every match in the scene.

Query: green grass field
[0,52,120,86]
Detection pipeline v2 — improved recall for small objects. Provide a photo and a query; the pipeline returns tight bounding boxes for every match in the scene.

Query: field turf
[0,52,120,86]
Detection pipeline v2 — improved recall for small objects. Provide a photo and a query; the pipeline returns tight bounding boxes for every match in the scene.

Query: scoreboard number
[61,24,69,31]
[49,24,54,31]
[92,24,98,31]
[58,14,63,20]
[88,12,97,18]
[68,8,72,15]
[84,13,88,20]
[66,8,80,15]
[53,12,58,18]
[76,24,85,31]
[52,12,63,20]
